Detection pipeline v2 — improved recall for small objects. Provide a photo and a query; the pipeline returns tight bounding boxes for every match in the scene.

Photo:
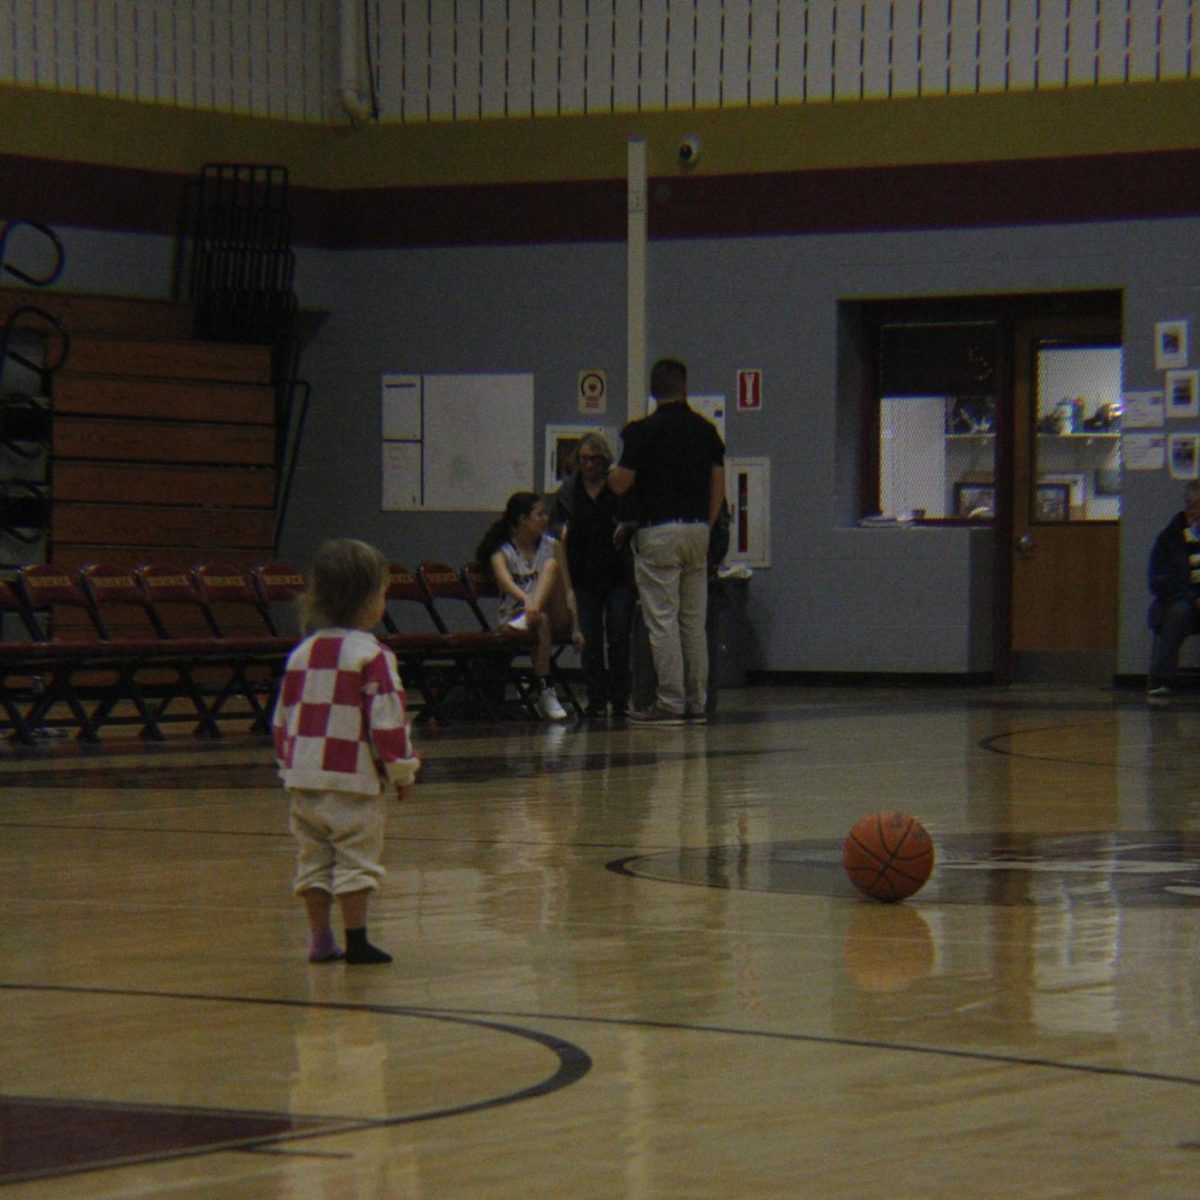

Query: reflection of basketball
[843,811,934,902]
[843,903,936,992]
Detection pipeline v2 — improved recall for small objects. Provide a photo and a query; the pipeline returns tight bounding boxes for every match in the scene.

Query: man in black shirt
[608,358,726,725]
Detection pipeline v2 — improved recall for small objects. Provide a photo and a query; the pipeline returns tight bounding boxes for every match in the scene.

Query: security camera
[678,134,701,166]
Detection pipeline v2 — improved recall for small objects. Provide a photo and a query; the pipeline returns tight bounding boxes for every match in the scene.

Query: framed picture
[1038,471,1087,515]
[1166,369,1199,418]
[1169,432,1200,480]
[1156,320,1190,370]
[1034,482,1070,522]
[542,423,620,491]
[953,482,995,519]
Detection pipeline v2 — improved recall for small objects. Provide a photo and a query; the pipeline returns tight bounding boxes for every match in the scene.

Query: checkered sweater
[273,629,420,795]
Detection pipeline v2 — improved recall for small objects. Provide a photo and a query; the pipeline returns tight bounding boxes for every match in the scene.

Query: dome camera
[678,134,701,166]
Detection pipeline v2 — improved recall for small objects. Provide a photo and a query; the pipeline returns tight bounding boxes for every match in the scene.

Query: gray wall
[42,216,1200,678]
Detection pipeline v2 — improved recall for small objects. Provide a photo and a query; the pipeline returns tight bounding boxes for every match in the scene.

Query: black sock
[345,926,392,965]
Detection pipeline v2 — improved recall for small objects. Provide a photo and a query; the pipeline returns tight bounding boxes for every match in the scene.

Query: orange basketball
[843,811,934,902]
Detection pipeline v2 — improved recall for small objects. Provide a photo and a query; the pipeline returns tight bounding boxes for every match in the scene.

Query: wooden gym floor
[2,683,1199,1199]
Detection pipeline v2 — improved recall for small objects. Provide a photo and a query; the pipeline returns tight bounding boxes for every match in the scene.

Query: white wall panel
[1158,0,1190,77]
[890,0,921,96]
[1035,0,1069,88]
[921,0,952,94]
[637,0,668,111]
[610,0,640,110]
[1096,0,1131,81]
[530,0,558,115]
[804,1,836,101]
[976,0,1011,92]
[664,0,692,107]
[692,0,722,106]
[1066,0,1097,84]
[947,0,980,93]
[832,0,864,99]
[0,0,1195,125]
[860,0,892,98]
[582,0,614,111]
[776,0,805,100]
[428,1,456,118]
[746,0,777,104]
[507,0,535,116]
[558,0,588,114]
[1127,0,1162,80]
[1007,0,1038,91]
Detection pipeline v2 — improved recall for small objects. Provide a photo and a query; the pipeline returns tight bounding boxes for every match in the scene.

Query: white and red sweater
[273,629,420,795]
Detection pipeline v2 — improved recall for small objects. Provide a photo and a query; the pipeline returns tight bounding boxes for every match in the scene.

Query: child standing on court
[273,538,420,965]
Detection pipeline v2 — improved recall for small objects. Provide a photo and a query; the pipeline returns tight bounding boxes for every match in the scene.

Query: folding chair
[417,560,532,720]
[249,561,306,637]
[192,561,296,728]
[15,563,157,740]
[135,563,272,733]
[380,563,469,725]
[0,577,79,744]
[460,561,583,717]
[79,562,220,738]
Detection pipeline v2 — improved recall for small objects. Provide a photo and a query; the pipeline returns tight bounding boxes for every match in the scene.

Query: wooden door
[1010,315,1122,655]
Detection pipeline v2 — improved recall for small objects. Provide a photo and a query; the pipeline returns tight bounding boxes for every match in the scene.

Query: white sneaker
[507,613,529,631]
[536,687,568,721]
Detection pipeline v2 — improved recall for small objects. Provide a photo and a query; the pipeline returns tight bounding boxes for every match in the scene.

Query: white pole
[627,136,648,423]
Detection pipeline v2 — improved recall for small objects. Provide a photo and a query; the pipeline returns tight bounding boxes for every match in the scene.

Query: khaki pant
[633,522,710,714]
[289,788,386,896]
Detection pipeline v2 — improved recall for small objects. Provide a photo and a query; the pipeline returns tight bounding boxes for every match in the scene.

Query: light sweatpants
[289,788,386,895]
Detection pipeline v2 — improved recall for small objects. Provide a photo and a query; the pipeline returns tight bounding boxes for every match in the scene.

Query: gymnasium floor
[2,682,1199,1199]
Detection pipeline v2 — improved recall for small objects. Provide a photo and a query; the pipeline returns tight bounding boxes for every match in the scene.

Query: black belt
[640,518,707,528]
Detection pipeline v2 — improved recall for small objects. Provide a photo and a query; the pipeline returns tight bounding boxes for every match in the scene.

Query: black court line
[0,743,804,789]
[0,982,592,1185]
[401,1002,1200,1093]
[977,718,1200,771]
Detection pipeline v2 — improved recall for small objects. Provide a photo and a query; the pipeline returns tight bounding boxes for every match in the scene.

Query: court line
[0,981,592,1183]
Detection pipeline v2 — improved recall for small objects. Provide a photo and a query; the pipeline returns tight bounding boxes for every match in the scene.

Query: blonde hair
[577,430,613,465]
[301,538,388,632]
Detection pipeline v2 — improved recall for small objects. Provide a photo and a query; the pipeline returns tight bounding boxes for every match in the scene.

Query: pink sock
[308,928,343,963]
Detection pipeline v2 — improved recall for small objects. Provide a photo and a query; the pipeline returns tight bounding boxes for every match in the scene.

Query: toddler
[273,538,420,964]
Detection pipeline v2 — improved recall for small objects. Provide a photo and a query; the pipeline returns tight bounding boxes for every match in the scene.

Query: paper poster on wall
[1123,431,1166,471]
[381,373,533,511]
[1121,391,1165,429]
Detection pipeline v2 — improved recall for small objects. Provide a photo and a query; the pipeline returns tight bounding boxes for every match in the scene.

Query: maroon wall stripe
[4,148,1198,247]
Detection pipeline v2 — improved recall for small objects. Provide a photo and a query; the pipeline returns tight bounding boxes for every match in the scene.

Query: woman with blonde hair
[549,431,636,718]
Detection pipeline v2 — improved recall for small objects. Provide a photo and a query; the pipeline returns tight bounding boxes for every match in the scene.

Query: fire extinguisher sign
[737,369,762,411]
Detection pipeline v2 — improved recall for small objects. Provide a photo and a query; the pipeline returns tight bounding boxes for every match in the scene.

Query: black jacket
[1147,510,1198,627]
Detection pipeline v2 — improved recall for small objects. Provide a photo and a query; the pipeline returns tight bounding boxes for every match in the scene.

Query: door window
[1032,345,1122,523]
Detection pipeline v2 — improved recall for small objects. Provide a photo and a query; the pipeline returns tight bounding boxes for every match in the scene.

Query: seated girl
[475,491,584,722]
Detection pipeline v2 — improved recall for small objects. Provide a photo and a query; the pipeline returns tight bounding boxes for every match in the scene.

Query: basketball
[843,811,935,902]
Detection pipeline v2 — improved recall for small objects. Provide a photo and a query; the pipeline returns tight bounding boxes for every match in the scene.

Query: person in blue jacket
[1147,480,1200,700]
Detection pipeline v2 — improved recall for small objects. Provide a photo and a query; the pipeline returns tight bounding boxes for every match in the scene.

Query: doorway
[1008,315,1122,681]
[862,291,1123,683]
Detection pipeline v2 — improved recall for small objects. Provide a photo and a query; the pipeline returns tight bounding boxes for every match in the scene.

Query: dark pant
[1149,597,1200,687]
[576,582,635,710]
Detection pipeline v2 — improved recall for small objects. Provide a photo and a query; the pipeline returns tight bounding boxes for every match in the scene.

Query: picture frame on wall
[1034,482,1071,522]
[1169,432,1200,480]
[1166,369,1199,418]
[953,482,995,519]
[1156,320,1190,371]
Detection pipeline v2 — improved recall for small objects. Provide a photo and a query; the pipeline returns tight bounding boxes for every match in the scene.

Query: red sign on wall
[737,369,762,411]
